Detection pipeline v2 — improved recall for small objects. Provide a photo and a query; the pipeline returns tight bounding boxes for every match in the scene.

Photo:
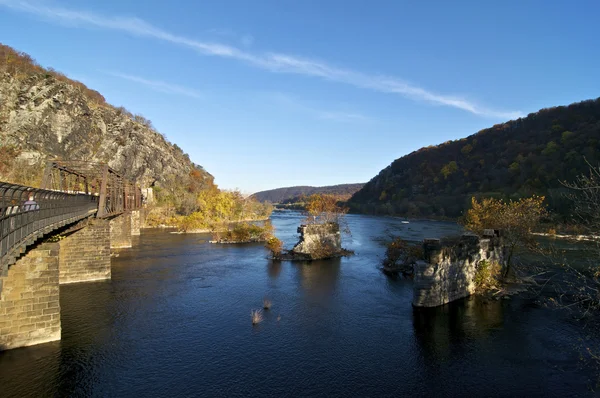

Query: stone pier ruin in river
[413,230,506,307]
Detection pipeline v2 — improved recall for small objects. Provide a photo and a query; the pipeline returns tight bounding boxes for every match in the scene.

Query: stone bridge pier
[0,242,61,350]
[412,231,506,308]
[0,210,142,350]
[109,210,142,249]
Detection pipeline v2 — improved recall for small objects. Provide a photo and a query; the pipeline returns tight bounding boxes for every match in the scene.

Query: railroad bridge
[0,161,143,350]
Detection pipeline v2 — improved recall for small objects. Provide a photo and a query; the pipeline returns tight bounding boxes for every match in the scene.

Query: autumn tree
[304,194,349,224]
[265,236,283,257]
[382,237,423,273]
[440,161,458,179]
[552,160,600,314]
[562,159,600,234]
[462,196,547,278]
[213,221,273,243]
[175,186,273,232]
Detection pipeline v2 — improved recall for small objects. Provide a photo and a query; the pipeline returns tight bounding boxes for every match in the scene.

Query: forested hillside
[252,183,364,203]
[349,98,600,219]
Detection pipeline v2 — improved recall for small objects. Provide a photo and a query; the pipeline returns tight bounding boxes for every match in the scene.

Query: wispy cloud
[207,28,235,36]
[208,28,254,47]
[104,71,202,98]
[0,0,523,119]
[241,35,254,47]
[319,111,368,122]
[265,92,370,123]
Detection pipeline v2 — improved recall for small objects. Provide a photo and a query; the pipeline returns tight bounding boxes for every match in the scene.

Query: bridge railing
[42,161,142,218]
[0,182,98,271]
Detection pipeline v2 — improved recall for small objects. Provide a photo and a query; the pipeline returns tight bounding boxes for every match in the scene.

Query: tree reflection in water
[294,258,342,301]
[267,260,282,279]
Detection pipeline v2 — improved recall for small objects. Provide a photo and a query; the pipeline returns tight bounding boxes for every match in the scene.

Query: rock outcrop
[0,44,212,189]
[413,231,506,307]
[271,222,351,261]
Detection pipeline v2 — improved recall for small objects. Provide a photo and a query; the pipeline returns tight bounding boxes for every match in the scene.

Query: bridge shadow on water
[0,280,115,397]
[0,339,61,396]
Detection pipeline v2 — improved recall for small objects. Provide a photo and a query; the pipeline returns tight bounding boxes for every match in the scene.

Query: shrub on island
[212,222,274,244]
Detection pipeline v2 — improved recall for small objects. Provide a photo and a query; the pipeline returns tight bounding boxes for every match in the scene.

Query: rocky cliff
[0,43,211,190]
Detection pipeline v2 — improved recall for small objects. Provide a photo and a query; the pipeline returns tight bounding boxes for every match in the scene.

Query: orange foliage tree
[462,196,547,278]
[304,194,349,225]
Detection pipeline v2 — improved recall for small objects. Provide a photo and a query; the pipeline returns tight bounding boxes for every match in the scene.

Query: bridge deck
[1,161,142,275]
[0,182,100,275]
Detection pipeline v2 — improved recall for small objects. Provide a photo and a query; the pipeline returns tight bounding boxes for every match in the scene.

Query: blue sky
[0,0,598,193]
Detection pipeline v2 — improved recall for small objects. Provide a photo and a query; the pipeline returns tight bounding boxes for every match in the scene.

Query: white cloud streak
[208,28,254,47]
[319,111,368,122]
[104,71,202,98]
[241,35,254,47]
[264,92,370,123]
[0,0,523,119]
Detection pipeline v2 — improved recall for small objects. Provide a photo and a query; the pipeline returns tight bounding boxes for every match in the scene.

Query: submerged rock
[382,263,415,276]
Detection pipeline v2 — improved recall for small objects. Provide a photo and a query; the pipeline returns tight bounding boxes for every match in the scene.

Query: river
[0,211,596,397]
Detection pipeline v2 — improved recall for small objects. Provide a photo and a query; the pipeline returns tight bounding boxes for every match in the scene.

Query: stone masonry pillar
[110,213,132,249]
[131,210,141,236]
[59,219,111,284]
[0,243,61,350]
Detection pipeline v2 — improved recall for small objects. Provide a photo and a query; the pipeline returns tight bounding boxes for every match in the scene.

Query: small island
[266,194,354,261]
[210,221,274,244]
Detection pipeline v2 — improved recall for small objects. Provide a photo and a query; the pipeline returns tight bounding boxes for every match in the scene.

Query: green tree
[542,141,559,156]
[440,161,458,179]
[509,162,520,174]
[561,130,574,144]
[379,190,388,201]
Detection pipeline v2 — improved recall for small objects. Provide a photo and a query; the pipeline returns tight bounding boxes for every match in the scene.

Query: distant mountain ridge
[252,183,365,203]
[349,98,600,219]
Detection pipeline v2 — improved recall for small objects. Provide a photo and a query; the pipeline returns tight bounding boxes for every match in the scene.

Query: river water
[0,211,596,397]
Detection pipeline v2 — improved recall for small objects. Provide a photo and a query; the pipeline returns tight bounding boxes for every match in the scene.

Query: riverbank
[532,232,600,242]
[147,217,271,234]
